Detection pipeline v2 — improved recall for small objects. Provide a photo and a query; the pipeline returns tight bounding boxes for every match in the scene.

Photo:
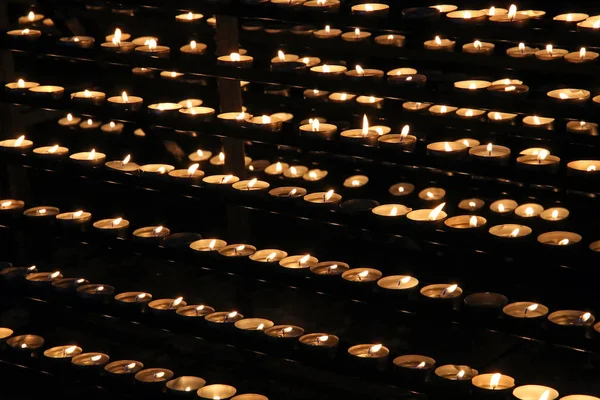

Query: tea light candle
[249,250,288,265]
[149,297,186,314]
[52,278,88,293]
[299,333,339,349]
[444,215,487,231]
[313,25,342,39]
[219,244,256,257]
[249,115,282,132]
[535,45,568,61]
[471,373,515,392]
[217,52,254,67]
[190,239,228,253]
[454,80,491,91]
[311,64,347,77]
[76,284,115,301]
[348,343,389,359]
[148,102,182,117]
[299,119,337,140]
[407,202,447,225]
[386,67,417,79]
[26,271,63,285]
[375,34,405,47]
[565,47,599,63]
[0,135,33,152]
[346,65,384,82]
[377,275,419,292]
[6,28,42,40]
[303,169,328,182]
[7,334,44,351]
[418,187,445,204]
[489,224,532,241]
[434,365,478,381]
[356,96,384,108]
[269,186,307,200]
[72,352,110,368]
[134,38,170,58]
[135,368,174,384]
[303,190,342,205]
[71,90,106,105]
[19,11,44,24]
[264,325,305,339]
[180,107,216,122]
[421,283,462,301]
[188,150,212,164]
[140,164,175,175]
[372,204,411,220]
[5,79,39,93]
[547,89,590,103]
[351,3,389,16]
[0,200,25,216]
[343,175,369,189]
[506,43,537,58]
[197,385,237,400]
[115,291,152,307]
[218,111,252,126]
[56,210,92,227]
[93,217,130,237]
[539,207,569,222]
[512,385,559,400]
[341,28,371,42]
[340,115,379,146]
[469,143,511,165]
[393,355,435,378]
[205,311,244,325]
[548,310,594,327]
[176,305,216,319]
[426,141,467,158]
[429,105,458,116]
[304,0,340,10]
[424,36,456,51]
[403,102,432,112]
[462,40,495,55]
[567,121,598,135]
[502,302,549,319]
[577,19,600,30]
[101,29,135,53]
[446,9,486,22]
[554,13,588,22]
[489,5,529,24]
[176,11,203,22]
[310,261,349,277]
[378,126,417,151]
[284,166,309,179]
[167,164,205,183]
[59,36,95,48]
[29,85,65,100]
[488,111,518,123]
[454,109,484,120]
[515,203,544,219]
[108,91,143,112]
[78,119,101,131]
[105,360,144,377]
[70,149,106,167]
[105,155,139,173]
[44,345,83,360]
[180,40,207,56]
[133,226,170,242]
[166,376,206,395]
[203,174,240,188]
[232,178,270,192]
[516,149,560,173]
[341,268,382,283]
[328,92,356,103]
[537,231,581,248]
[57,114,80,127]
[279,254,318,270]
[23,206,60,220]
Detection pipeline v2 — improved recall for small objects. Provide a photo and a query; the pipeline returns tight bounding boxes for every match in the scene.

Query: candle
[135,368,174,383]
[23,206,60,220]
[351,3,389,16]
[190,238,228,253]
[374,34,405,47]
[418,187,445,204]
[488,111,518,123]
[232,178,270,193]
[6,28,42,40]
[303,0,340,10]
[434,365,478,381]
[454,80,491,92]
[26,271,63,285]
[52,278,88,293]
[446,10,486,22]
[168,164,205,183]
[217,52,254,67]
[429,105,458,116]
[197,385,237,400]
[58,113,80,127]
[70,149,106,166]
[348,343,389,359]
[76,284,116,301]
[149,297,187,314]
[454,109,485,120]
[577,19,600,30]
[176,305,216,319]
[7,334,45,351]
[0,199,25,216]
[219,244,256,258]
[105,360,144,376]
[430,5,458,13]
[471,373,515,392]
[99,121,123,134]
[29,85,64,99]
[56,210,92,227]
[393,355,435,381]
[279,254,318,270]
[481,6,508,16]
[535,45,568,61]
[356,95,384,108]
[72,352,110,368]
[59,36,95,48]
[328,92,356,103]
[180,106,216,122]
[160,71,185,80]
[514,203,544,219]
[547,88,590,102]
[269,186,307,200]
[424,36,456,51]
[299,119,337,140]
[342,175,368,189]
[135,38,170,58]
[249,249,288,264]
[371,204,412,220]
[548,310,594,327]
[490,5,529,24]
[79,118,101,130]
[310,261,349,276]
[553,13,588,22]
[342,268,382,283]
[426,141,467,159]
[284,165,308,179]
[378,125,417,151]
[340,115,379,146]
[388,71,426,87]
[101,28,135,53]
[489,224,532,241]
[133,226,170,242]
[205,311,244,325]
[188,149,212,164]
[377,275,419,292]
[503,302,548,319]
[249,115,282,132]
[388,183,415,198]
[469,143,511,165]
[166,376,207,395]
[19,11,44,24]
[506,42,537,58]
[420,283,462,300]
[264,325,305,339]
[5,79,39,93]
[341,28,371,42]
[44,345,83,360]
[537,231,581,248]
[539,207,569,222]
[313,25,342,39]
[203,174,240,188]
[105,154,140,173]
[0,135,33,152]
[567,121,598,135]
[462,40,495,55]
[516,149,560,173]
[70,89,106,106]
[403,101,431,112]
[311,64,347,77]
[444,215,487,231]
[303,190,342,206]
[132,67,155,77]
[512,385,559,400]
[115,291,152,307]
[298,56,321,67]
[175,11,203,22]
[299,333,339,350]
[140,164,175,175]
[108,91,143,112]
[92,217,130,237]
[565,47,599,63]
[148,102,182,117]
[180,40,207,56]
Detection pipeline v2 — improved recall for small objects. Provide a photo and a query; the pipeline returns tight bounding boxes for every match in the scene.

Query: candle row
[0,329,261,399]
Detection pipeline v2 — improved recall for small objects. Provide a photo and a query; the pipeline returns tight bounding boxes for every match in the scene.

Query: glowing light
[355,65,365,75]
[28,11,35,21]
[73,210,83,218]
[474,40,482,50]
[546,44,553,55]
[435,36,442,46]
[369,344,382,354]
[230,53,241,62]
[190,40,197,50]
[442,284,458,296]
[187,163,199,176]
[509,228,520,238]
[247,178,258,189]
[539,390,551,400]
[469,216,478,227]
[112,217,122,226]
[324,189,334,202]
[508,4,517,19]
[587,165,596,172]
[537,149,549,162]
[14,135,25,147]
[354,28,361,37]
[221,175,233,184]
[122,154,131,166]
[311,119,320,132]
[580,47,586,59]
[444,142,452,152]
[1,201,12,208]
[525,207,534,217]
[87,149,96,160]
[322,64,331,73]
[90,355,102,362]
[557,238,570,246]
[261,115,271,124]
[278,50,285,62]
[490,373,501,389]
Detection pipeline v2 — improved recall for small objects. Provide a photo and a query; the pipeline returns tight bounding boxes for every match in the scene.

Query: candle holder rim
[166,376,207,391]
[135,367,174,381]
[471,373,515,389]
[393,354,436,368]
[377,275,419,289]
[114,291,152,302]
[512,384,560,400]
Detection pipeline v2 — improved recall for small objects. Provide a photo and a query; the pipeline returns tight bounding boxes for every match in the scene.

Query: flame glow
[508,4,517,19]
[187,163,199,176]
[230,53,241,62]
[324,189,334,202]
[469,216,478,228]
[278,50,285,62]
[557,238,570,246]
[90,355,102,362]
[112,217,122,226]
[509,228,520,238]
[435,36,442,46]
[369,344,382,353]
[490,373,502,389]
[428,202,445,221]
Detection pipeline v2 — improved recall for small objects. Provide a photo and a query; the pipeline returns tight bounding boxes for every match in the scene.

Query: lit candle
[160,71,185,80]
[374,34,405,47]
[0,199,25,217]
[167,163,205,183]
[105,360,143,377]
[202,174,240,188]
[456,108,486,119]
[346,64,384,81]
[506,42,537,58]
[310,64,347,77]
[303,189,342,206]
[140,164,175,176]
[480,6,508,16]
[341,27,371,42]
[488,111,518,123]
[6,334,44,351]
[108,91,143,112]
[430,5,458,14]
[179,106,216,122]
[403,101,432,112]
[429,105,458,115]
[567,160,600,176]
[58,113,81,127]
[426,141,468,159]
[5,78,39,93]
[537,231,582,248]
[44,345,83,360]
[462,40,495,55]
[165,377,207,395]
[547,88,590,102]
[577,18,600,30]
[299,118,337,140]
[489,199,518,216]
[565,47,599,63]
[393,355,435,382]
[59,35,95,48]
[175,11,203,22]
[516,149,560,173]
[190,238,228,253]
[114,291,153,308]
[217,52,254,67]
[512,385,559,400]
[377,275,419,293]
[219,244,256,258]
[514,203,544,219]
[283,165,309,179]
[406,202,447,225]
[469,143,511,165]
[188,149,212,164]
[76,284,116,301]
[131,36,158,47]
[548,310,594,327]
[471,373,515,393]
[418,187,446,204]
[197,385,237,400]
[535,44,568,61]
[553,13,588,23]
[148,297,187,314]
[0,135,33,152]
[101,28,135,53]
[540,207,569,222]
[269,186,307,200]
[340,114,379,146]
[299,333,340,351]
[232,178,270,193]
[70,89,106,105]
[378,125,417,151]
[70,149,106,167]
[6,28,42,40]
[489,4,530,24]
[503,302,548,320]
[424,36,456,51]
[105,154,140,173]
[372,204,412,220]
[347,344,389,364]
[148,102,182,117]
[134,38,170,58]
[444,215,487,232]
[92,217,130,237]
[310,261,349,277]
[248,115,283,132]
[303,0,340,10]
[446,9,486,22]
[55,210,92,227]
[26,270,63,286]
[420,283,462,300]
[303,168,328,183]
[71,352,110,368]
[454,80,492,92]
[351,3,389,16]
[328,92,356,103]
[313,25,342,39]
[176,304,215,319]
[180,40,207,55]
[79,118,101,131]
[18,11,44,24]
[133,225,170,243]
[134,368,174,384]
[28,85,64,99]
[488,224,532,242]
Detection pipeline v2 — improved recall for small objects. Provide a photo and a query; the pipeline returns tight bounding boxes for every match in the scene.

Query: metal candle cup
[93,218,130,238]
[197,385,237,400]
[512,385,559,400]
[469,144,511,166]
[347,344,390,371]
[393,355,436,384]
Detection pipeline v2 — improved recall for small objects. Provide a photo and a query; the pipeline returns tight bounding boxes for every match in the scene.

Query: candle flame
[112,217,122,226]
[278,50,285,62]
[340,93,347,101]
[1,201,12,208]
[525,207,534,217]
[236,112,246,120]
[73,210,83,218]
[190,40,196,50]
[64,346,77,355]
[464,11,471,19]
[358,270,369,279]
[290,166,298,176]
[22,29,30,35]
[152,226,163,235]
[28,11,35,21]
[355,65,364,75]
[154,372,165,379]
[324,189,334,201]
[580,47,586,59]
[185,387,191,392]
[311,119,320,132]
[91,355,102,362]
[493,112,502,120]
[435,36,441,46]
[186,11,193,20]
[67,113,73,121]
[257,323,265,330]
[21,343,28,348]
[230,53,241,62]
[83,89,91,98]
[49,271,61,280]
[490,373,502,389]
[362,114,369,135]
[318,335,329,342]
[428,203,445,220]
[87,149,96,160]
[594,20,600,29]
[444,142,452,152]
[87,119,93,126]
[546,44,553,55]
[588,165,596,172]
[228,311,238,318]
[417,361,426,369]
[400,125,410,139]
[187,163,199,176]
[581,312,592,322]
[121,154,131,166]
[558,238,569,245]
[474,40,482,50]
[508,4,517,19]
[266,252,277,262]
[559,92,568,100]
[208,239,216,250]
[18,79,25,88]
[283,326,293,333]
[390,206,398,216]
[488,6,496,16]
[469,216,478,227]
[537,149,549,162]
[387,34,394,40]
[509,228,520,238]
[288,188,297,196]
[15,135,25,147]
[261,115,271,124]
[171,71,177,78]
[171,297,183,308]
[354,28,360,37]
[126,362,136,370]
[566,13,573,21]
[302,57,310,64]
[235,245,246,254]
[525,303,538,314]
[325,25,330,33]
[136,293,147,300]
[539,390,550,400]
[426,191,434,199]
[222,175,233,184]
[322,64,331,73]
[443,284,458,296]
[351,179,361,187]
[299,254,310,264]
[247,178,258,189]
[369,344,382,353]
